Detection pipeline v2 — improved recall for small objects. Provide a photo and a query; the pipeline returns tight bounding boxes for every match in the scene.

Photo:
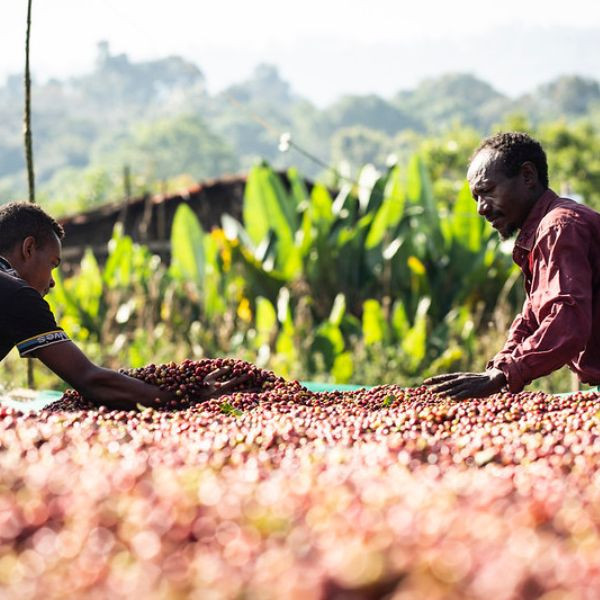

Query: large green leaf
[406,155,443,259]
[243,165,302,279]
[297,209,314,257]
[452,181,482,252]
[391,300,410,341]
[47,266,76,318]
[362,299,386,346]
[332,352,354,383]
[406,155,436,220]
[312,321,345,369]
[103,224,134,289]
[274,287,297,366]
[287,167,309,211]
[230,243,288,303]
[243,164,297,244]
[279,244,303,281]
[203,234,225,317]
[169,203,205,287]
[275,326,297,367]
[49,253,103,336]
[365,165,406,249]
[329,293,346,327]
[255,296,277,348]
[402,297,431,371]
[221,214,253,248]
[384,165,407,225]
[276,287,294,328]
[357,164,381,214]
[72,248,103,319]
[310,183,334,226]
[243,165,273,245]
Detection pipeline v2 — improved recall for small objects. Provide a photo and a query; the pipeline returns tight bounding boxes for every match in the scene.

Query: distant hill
[394,73,507,131]
[512,76,600,122]
[0,42,598,213]
[391,73,600,131]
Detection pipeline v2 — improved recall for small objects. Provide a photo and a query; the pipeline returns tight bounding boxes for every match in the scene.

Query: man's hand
[423,367,507,400]
[193,367,254,401]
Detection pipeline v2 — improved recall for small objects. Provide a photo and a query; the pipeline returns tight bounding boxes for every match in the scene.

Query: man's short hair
[0,202,64,253]
[471,132,549,188]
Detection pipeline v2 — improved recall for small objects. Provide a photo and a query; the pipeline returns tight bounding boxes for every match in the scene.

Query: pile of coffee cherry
[44,358,304,412]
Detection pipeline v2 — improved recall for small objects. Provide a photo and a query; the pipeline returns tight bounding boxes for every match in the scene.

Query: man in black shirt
[0,202,238,410]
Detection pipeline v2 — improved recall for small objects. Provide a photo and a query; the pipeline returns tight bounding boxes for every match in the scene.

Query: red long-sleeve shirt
[489,189,600,392]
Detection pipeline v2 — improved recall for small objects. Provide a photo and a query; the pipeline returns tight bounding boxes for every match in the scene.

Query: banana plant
[170,203,226,318]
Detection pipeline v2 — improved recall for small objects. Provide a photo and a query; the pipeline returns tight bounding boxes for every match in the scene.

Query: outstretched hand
[423,367,507,400]
[193,366,255,400]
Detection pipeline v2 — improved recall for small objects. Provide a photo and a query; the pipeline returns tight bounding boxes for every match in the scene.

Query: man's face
[467,149,531,241]
[21,233,62,297]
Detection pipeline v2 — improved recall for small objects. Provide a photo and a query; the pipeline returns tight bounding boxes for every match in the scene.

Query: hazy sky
[3,0,600,104]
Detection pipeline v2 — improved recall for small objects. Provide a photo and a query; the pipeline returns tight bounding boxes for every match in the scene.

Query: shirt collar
[514,189,558,252]
[0,256,19,277]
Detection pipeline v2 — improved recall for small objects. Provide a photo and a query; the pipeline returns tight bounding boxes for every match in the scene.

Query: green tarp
[300,382,372,392]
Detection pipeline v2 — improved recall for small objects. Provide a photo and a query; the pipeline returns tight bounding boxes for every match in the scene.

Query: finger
[194,381,259,402]
[429,377,477,394]
[447,385,476,400]
[215,373,252,394]
[430,385,462,397]
[424,372,471,385]
[203,366,232,385]
[193,374,253,401]
[448,382,496,400]
[430,383,471,400]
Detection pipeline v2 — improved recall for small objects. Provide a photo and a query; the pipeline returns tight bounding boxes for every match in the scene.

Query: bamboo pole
[24,0,35,388]
[24,0,35,204]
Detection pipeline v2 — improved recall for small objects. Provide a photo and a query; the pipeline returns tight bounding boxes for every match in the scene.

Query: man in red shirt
[425,131,600,399]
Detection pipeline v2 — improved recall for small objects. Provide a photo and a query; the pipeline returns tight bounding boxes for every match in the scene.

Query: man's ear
[520,161,539,188]
[20,236,36,260]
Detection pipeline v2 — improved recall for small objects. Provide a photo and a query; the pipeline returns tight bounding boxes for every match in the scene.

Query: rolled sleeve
[8,287,70,357]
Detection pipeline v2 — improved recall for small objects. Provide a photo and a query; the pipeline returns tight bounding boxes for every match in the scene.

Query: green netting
[0,390,62,411]
[300,382,372,392]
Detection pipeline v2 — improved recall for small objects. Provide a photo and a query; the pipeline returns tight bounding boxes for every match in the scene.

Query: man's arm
[425,219,592,398]
[34,341,172,410]
[8,284,247,409]
[423,276,536,400]
[34,341,252,411]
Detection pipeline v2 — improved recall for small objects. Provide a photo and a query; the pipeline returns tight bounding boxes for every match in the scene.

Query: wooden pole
[24,0,35,204]
[118,164,132,226]
[24,0,35,388]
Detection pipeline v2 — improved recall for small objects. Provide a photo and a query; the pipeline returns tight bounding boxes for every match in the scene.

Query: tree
[325,94,420,135]
[92,113,239,185]
[394,73,508,131]
[331,126,393,172]
[515,76,600,122]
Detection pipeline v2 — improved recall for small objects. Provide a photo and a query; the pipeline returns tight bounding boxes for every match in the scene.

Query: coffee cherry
[5,372,600,597]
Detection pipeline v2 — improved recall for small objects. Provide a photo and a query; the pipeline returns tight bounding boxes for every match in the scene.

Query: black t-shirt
[0,257,69,361]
